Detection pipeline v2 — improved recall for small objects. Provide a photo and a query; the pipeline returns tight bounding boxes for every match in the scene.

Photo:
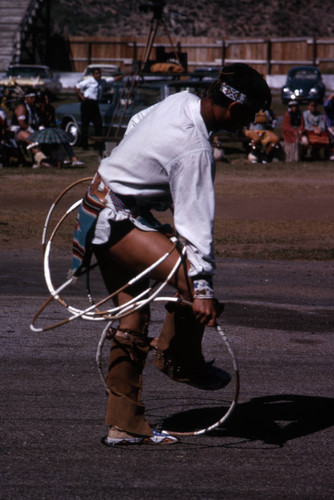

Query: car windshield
[99,84,163,107]
[169,85,203,97]
[7,67,49,78]
[136,86,163,107]
[290,69,318,80]
[166,82,210,98]
[191,69,219,80]
[134,82,209,106]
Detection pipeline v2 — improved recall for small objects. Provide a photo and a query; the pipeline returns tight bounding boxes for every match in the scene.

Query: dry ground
[1,150,334,500]
[1,152,333,260]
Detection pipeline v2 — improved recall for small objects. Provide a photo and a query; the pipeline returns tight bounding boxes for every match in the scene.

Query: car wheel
[63,119,80,146]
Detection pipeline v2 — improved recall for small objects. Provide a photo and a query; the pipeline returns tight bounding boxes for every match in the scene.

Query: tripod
[106,4,184,140]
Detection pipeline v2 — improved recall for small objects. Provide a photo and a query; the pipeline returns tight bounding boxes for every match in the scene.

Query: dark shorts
[94,218,135,248]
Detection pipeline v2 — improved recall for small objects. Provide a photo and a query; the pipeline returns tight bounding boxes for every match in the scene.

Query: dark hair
[208,63,271,113]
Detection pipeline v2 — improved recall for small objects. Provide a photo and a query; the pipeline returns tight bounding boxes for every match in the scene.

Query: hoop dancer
[71,63,271,445]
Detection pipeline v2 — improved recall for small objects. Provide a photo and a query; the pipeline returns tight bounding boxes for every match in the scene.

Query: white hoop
[31,177,240,435]
[30,176,186,332]
[96,307,240,437]
[31,220,185,331]
[162,322,240,436]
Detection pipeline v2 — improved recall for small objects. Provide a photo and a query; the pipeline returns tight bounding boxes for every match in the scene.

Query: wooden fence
[68,36,334,75]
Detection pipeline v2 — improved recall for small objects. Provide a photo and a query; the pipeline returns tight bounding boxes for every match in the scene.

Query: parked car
[55,79,220,146]
[0,64,62,98]
[281,66,325,105]
[55,81,165,146]
[78,64,122,84]
[190,67,220,81]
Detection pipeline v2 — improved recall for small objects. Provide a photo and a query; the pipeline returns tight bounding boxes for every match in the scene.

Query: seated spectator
[281,101,305,162]
[244,108,280,163]
[0,108,10,143]
[11,92,50,168]
[302,101,329,160]
[324,93,334,161]
[0,109,23,167]
[0,109,9,167]
[38,91,56,128]
[211,135,225,161]
[62,144,85,168]
[38,91,84,168]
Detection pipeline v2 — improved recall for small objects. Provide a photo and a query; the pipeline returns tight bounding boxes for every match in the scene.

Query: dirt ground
[1,154,334,499]
[1,155,333,260]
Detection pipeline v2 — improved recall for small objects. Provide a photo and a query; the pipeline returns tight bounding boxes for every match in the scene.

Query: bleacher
[0,0,44,72]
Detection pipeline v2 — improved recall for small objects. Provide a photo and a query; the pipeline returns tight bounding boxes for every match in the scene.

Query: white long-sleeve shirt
[75,76,111,100]
[95,91,216,278]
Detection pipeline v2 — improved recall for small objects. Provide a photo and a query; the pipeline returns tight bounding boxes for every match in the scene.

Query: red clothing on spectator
[282,111,304,143]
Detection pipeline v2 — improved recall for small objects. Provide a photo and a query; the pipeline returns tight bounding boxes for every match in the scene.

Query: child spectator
[281,101,304,162]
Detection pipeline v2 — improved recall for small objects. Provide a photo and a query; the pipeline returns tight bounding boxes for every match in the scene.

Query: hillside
[51,0,334,39]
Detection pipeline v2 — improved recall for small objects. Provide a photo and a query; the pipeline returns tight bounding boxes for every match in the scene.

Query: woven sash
[71,173,129,275]
[71,189,105,275]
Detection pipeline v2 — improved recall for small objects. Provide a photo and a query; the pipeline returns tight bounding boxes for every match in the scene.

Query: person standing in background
[75,68,123,155]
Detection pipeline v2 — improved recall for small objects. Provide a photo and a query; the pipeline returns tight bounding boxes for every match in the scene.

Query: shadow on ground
[162,394,334,447]
[224,303,334,333]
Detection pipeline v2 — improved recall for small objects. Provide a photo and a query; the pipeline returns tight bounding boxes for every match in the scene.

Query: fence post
[312,37,317,66]
[267,39,272,75]
[222,39,226,67]
[88,41,92,65]
[132,40,138,72]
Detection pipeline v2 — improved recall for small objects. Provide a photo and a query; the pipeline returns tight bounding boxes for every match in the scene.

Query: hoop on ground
[96,300,240,437]
[159,322,240,436]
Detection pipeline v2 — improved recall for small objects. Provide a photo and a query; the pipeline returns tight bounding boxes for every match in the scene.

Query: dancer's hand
[192,298,217,327]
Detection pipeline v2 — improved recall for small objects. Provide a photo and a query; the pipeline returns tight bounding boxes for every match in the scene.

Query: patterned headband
[219,82,247,105]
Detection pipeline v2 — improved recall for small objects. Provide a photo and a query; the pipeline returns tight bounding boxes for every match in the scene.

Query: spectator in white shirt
[75,68,122,153]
